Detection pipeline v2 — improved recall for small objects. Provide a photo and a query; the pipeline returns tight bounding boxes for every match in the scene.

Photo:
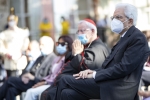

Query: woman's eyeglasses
[56,42,68,46]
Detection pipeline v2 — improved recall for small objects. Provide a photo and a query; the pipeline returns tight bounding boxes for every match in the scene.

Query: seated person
[23,40,41,71]
[141,56,150,87]
[24,35,73,100]
[138,56,150,100]
[0,36,56,100]
[40,19,110,100]
[54,4,149,100]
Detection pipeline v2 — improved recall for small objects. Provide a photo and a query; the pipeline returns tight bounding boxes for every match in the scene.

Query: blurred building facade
[0,0,9,32]
[0,0,150,43]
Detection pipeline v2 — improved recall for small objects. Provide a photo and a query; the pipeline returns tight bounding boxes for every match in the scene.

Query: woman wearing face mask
[23,35,73,100]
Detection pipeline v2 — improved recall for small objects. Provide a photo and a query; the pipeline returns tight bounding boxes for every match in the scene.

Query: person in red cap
[39,18,110,100]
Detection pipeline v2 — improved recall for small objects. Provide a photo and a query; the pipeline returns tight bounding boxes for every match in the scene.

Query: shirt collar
[121,31,127,37]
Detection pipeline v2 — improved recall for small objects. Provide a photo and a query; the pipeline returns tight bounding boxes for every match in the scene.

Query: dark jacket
[22,55,46,75]
[95,26,150,100]
[55,38,110,85]
[22,52,56,80]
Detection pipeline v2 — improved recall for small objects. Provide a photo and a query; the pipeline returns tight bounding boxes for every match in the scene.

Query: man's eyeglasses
[111,15,129,20]
[76,29,91,34]
[56,42,68,46]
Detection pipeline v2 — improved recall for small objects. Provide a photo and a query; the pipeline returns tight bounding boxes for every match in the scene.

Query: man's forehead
[113,8,125,16]
[78,23,87,28]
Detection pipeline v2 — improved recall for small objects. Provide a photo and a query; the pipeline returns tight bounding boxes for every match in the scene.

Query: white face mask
[8,21,16,28]
[111,18,128,34]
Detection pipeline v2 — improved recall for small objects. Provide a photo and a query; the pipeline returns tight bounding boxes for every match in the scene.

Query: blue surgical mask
[77,34,88,45]
[56,44,67,55]
[41,51,46,56]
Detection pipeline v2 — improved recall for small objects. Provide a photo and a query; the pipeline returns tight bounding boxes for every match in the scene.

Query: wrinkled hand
[27,73,35,80]
[32,81,46,88]
[22,73,35,83]
[5,53,12,60]
[72,39,84,55]
[22,76,30,84]
[73,69,94,79]
[138,90,150,98]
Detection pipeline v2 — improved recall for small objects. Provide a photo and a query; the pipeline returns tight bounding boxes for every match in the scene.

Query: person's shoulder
[132,27,147,39]
[0,29,10,33]
[51,52,57,57]
[17,27,28,33]
[92,38,106,46]
[39,23,45,28]
[90,38,109,50]
[16,27,23,30]
[36,55,45,59]
[48,52,56,56]
[0,29,12,37]
[128,27,148,45]
[16,27,26,33]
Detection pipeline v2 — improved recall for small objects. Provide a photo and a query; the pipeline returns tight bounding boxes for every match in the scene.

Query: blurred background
[0,0,150,48]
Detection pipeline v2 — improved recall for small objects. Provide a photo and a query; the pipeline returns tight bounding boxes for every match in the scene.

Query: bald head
[39,36,54,55]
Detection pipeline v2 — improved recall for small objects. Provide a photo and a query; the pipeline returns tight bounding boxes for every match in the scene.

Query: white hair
[78,20,97,34]
[115,3,138,26]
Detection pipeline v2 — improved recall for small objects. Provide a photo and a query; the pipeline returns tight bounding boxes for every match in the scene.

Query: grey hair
[78,20,97,34]
[115,3,138,26]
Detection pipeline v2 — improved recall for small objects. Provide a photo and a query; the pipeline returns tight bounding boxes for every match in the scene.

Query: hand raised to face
[72,39,84,55]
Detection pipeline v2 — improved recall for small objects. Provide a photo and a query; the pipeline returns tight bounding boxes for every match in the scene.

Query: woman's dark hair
[58,35,73,51]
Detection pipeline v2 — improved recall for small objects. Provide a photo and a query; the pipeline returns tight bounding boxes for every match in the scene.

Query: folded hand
[21,73,35,84]
[22,76,30,84]
[32,81,46,88]
[73,69,94,79]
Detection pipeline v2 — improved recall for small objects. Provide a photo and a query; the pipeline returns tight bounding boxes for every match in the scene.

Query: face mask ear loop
[122,19,129,29]
[122,18,129,24]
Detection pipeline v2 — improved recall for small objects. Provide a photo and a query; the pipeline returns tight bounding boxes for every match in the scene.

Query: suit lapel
[102,26,136,68]
[102,39,123,68]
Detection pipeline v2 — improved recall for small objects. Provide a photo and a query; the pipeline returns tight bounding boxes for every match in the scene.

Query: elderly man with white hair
[54,3,150,100]
[0,36,56,100]
[40,19,110,100]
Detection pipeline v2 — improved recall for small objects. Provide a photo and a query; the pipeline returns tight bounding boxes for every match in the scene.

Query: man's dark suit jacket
[61,38,110,74]
[95,26,149,100]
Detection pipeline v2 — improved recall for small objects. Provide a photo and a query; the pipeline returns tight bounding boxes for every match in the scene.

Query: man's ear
[129,18,133,26]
